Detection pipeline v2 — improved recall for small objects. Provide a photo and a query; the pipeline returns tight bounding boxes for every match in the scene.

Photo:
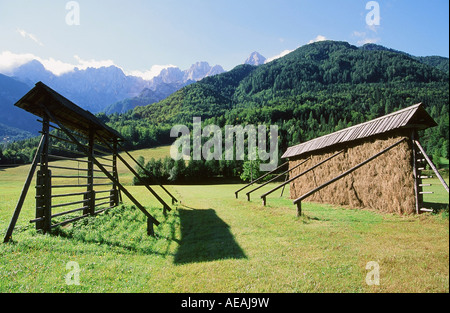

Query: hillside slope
[0,74,39,142]
[126,40,448,160]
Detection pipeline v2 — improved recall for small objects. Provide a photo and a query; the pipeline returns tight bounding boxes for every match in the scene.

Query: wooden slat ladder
[412,137,449,213]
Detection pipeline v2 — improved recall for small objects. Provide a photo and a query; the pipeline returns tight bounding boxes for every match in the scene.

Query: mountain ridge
[1,40,448,144]
[132,40,448,126]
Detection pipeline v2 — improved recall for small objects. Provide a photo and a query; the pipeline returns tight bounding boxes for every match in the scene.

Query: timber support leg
[296,201,302,217]
[147,218,155,237]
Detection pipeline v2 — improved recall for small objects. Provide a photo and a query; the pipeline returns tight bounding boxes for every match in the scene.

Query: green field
[0,146,448,293]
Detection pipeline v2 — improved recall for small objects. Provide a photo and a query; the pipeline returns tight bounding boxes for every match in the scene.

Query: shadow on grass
[174,208,247,264]
[50,206,179,257]
[422,201,449,215]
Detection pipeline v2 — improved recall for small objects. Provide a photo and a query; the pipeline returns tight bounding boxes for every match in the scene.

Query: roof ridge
[282,103,434,159]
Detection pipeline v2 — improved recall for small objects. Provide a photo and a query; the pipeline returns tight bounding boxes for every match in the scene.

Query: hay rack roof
[14,81,123,142]
[282,103,437,159]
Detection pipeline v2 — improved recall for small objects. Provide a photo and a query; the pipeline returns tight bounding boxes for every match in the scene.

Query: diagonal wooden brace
[95,135,172,213]
[39,104,160,227]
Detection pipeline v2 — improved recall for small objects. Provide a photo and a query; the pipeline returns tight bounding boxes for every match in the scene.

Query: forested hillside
[117,41,449,157]
[2,41,448,179]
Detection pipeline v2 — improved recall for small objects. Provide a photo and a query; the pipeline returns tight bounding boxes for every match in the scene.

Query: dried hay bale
[288,132,416,215]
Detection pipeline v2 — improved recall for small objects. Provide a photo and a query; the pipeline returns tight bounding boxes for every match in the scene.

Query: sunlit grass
[0,147,448,293]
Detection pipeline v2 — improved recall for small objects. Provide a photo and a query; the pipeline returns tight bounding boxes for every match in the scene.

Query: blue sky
[0,0,448,78]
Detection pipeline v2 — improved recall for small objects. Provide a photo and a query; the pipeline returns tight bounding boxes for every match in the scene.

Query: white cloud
[357,37,380,45]
[17,29,44,47]
[73,55,116,70]
[0,51,36,74]
[128,64,178,80]
[264,49,294,63]
[0,51,177,80]
[308,35,327,44]
[40,57,78,76]
[0,51,123,76]
[352,31,366,37]
[352,31,380,46]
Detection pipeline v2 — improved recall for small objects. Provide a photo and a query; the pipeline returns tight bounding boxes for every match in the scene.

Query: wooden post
[110,189,117,208]
[36,170,44,230]
[36,116,51,233]
[411,131,422,214]
[296,201,302,217]
[86,129,95,215]
[147,217,154,236]
[280,173,289,197]
[3,134,46,243]
[112,139,122,205]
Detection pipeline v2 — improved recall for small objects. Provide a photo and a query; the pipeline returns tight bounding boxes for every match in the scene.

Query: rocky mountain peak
[244,52,266,66]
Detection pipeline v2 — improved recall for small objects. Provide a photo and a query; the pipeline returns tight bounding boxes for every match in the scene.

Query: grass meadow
[0,145,448,293]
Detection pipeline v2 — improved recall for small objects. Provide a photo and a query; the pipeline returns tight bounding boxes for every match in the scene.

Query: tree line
[2,41,448,178]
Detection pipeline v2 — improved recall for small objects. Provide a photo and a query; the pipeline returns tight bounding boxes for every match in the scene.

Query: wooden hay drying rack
[3,82,177,243]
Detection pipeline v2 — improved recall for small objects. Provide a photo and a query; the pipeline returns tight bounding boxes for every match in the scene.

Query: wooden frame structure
[281,103,448,216]
[3,82,177,243]
[239,103,448,216]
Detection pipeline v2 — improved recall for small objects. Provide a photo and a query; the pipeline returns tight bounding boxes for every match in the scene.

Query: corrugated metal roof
[282,103,437,159]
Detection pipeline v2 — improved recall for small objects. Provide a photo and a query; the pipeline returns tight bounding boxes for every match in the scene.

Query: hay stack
[289,131,415,214]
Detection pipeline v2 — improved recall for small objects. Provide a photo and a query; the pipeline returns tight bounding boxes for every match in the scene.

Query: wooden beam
[117,142,178,204]
[246,157,310,201]
[37,116,51,233]
[86,128,95,215]
[112,140,122,205]
[39,104,160,227]
[234,161,289,198]
[98,137,172,212]
[260,149,345,205]
[293,138,406,205]
[3,134,46,243]
[413,140,449,193]
[296,201,302,217]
